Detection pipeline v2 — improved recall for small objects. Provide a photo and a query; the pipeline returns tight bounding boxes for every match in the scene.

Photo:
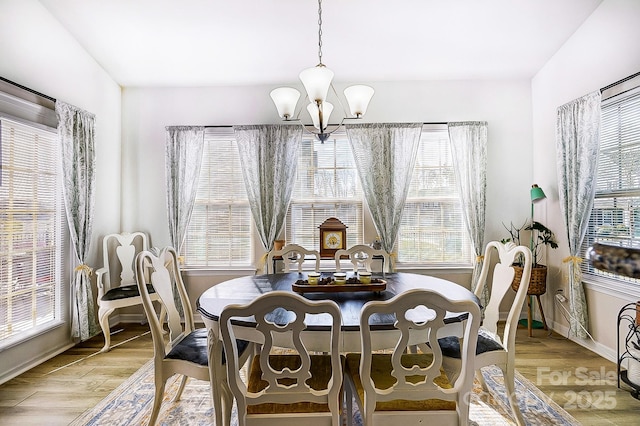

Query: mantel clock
[318,217,347,258]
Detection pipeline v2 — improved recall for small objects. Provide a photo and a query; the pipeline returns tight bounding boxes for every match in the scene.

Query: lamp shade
[531,184,546,203]
[344,85,374,117]
[299,66,334,103]
[270,87,300,119]
[307,101,333,130]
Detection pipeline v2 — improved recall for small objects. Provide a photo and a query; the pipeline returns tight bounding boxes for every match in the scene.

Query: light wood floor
[0,323,639,425]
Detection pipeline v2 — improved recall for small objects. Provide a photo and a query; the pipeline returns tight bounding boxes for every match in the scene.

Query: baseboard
[548,319,617,364]
[500,310,616,364]
[0,342,75,386]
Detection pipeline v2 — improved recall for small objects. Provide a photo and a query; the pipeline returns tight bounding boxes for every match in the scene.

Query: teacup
[358,271,372,284]
[333,272,347,285]
[308,272,321,285]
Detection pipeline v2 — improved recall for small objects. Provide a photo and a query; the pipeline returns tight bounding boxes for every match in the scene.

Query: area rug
[71,360,579,426]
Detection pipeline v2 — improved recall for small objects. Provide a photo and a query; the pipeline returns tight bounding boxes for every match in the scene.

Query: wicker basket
[511,265,547,295]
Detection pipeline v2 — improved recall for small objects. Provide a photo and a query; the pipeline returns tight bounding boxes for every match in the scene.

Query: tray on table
[292,278,386,294]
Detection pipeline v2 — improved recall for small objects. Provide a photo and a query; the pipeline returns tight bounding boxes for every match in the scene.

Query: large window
[286,125,471,266]
[182,128,252,268]
[285,132,364,251]
[398,125,472,265]
[0,117,63,346]
[581,84,640,284]
[184,125,472,268]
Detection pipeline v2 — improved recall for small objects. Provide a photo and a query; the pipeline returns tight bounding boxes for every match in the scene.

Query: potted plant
[502,220,559,295]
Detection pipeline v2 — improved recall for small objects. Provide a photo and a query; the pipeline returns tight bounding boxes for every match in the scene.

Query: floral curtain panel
[345,123,422,270]
[56,101,97,341]
[556,91,601,339]
[165,126,205,254]
[234,125,302,265]
[448,122,488,307]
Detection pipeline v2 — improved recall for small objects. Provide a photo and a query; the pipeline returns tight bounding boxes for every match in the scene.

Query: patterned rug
[71,360,579,425]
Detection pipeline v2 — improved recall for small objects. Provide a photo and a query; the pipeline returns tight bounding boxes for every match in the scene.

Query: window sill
[183,267,257,277]
[583,275,640,300]
[0,319,65,351]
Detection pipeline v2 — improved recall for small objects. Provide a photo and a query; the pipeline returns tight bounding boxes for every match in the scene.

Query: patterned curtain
[448,122,489,307]
[56,101,97,341]
[556,91,601,339]
[165,126,205,255]
[345,123,422,270]
[234,125,302,268]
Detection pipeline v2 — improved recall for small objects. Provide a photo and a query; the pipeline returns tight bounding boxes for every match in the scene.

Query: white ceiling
[38,0,603,88]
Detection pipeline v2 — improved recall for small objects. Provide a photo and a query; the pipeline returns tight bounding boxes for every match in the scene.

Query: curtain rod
[600,71,640,93]
[204,122,449,128]
[0,76,57,103]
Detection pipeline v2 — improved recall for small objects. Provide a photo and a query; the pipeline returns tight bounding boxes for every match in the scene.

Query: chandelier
[270,0,374,142]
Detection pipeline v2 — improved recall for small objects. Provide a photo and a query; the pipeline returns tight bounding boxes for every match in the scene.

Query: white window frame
[580,77,640,299]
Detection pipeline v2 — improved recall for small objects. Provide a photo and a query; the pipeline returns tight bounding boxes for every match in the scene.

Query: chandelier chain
[317,0,323,66]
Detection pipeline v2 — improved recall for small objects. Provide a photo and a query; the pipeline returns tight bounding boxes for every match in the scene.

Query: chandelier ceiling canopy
[270,0,374,142]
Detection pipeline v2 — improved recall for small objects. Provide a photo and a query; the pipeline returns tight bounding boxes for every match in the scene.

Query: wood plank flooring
[0,323,639,425]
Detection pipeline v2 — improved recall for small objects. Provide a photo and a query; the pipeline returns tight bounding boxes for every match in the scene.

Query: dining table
[197,271,479,353]
[197,271,479,426]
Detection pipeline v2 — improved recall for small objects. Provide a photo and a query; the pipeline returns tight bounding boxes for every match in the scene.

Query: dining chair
[344,288,481,426]
[136,246,251,426]
[266,243,320,274]
[438,241,532,426]
[334,244,390,273]
[219,290,344,426]
[96,231,164,352]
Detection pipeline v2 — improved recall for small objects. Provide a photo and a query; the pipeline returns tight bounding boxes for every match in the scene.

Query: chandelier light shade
[344,85,375,117]
[270,87,300,120]
[307,101,333,130]
[299,66,334,103]
[270,0,374,142]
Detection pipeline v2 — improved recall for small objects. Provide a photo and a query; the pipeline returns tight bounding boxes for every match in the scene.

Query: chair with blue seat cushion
[96,232,166,352]
[136,246,251,426]
[438,241,532,426]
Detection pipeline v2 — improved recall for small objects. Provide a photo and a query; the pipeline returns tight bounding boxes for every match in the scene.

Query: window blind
[581,87,640,283]
[182,128,252,267]
[0,117,62,344]
[398,125,472,265]
[286,132,364,251]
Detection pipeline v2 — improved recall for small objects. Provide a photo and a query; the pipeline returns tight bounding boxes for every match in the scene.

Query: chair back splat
[220,291,343,426]
[345,288,481,426]
[334,244,391,273]
[266,243,321,273]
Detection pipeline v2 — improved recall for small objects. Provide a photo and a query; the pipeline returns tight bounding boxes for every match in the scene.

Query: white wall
[0,0,121,382]
[532,0,640,360]
[122,79,534,308]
